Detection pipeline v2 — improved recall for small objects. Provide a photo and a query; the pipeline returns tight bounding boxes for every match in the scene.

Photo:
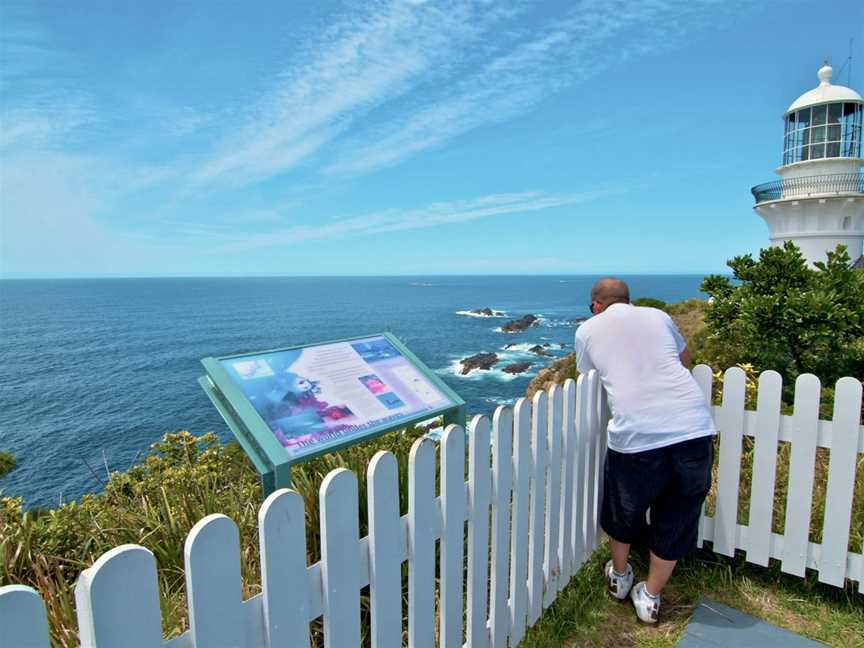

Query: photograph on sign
[220,335,455,458]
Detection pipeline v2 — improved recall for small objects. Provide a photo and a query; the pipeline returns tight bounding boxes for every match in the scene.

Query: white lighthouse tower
[751,63,864,267]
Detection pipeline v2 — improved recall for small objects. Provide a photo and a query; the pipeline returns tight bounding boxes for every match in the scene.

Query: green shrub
[632,297,668,310]
[700,242,864,394]
[0,452,15,478]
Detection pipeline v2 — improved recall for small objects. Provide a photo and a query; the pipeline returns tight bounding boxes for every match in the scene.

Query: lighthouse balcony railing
[751,173,864,204]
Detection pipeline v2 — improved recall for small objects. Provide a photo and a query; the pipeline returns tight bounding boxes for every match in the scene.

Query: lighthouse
[751,63,864,267]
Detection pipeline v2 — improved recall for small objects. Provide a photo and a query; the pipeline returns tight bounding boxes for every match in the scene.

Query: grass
[521,545,864,648]
[0,451,15,478]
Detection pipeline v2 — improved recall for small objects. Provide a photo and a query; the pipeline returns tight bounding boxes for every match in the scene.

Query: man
[574,278,715,624]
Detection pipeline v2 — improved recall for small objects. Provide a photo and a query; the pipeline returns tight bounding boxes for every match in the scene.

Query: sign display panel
[217,335,458,459]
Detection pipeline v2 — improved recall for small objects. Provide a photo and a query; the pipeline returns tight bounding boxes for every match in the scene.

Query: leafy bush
[0,452,15,478]
[632,297,668,310]
[699,243,864,396]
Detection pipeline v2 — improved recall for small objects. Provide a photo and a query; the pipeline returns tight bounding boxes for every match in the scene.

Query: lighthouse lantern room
[751,63,864,266]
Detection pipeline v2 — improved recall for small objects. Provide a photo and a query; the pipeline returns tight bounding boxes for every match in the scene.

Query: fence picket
[508,398,532,645]
[258,489,310,648]
[367,451,403,648]
[558,378,577,587]
[714,367,746,557]
[819,377,863,586]
[543,385,563,607]
[781,374,821,577]
[692,365,713,549]
[527,390,548,627]
[73,545,162,648]
[440,425,467,648]
[185,515,245,648]
[320,469,363,648]
[407,438,437,648]
[584,372,601,553]
[573,374,590,567]
[489,407,513,647]
[467,415,492,648]
[0,586,50,648]
[746,371,783,567]
[595,384,609,549]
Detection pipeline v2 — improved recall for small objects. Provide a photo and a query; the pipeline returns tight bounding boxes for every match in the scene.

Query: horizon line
[0,271,725,281]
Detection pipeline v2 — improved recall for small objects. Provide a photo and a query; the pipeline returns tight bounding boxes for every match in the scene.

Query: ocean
[0,275,706,508]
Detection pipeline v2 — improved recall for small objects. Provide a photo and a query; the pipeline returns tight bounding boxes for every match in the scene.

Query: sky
[1,0,862,278]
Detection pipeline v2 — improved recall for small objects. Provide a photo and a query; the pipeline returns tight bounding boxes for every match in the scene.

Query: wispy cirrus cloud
[189,0,515,189]
[188,0,749,187]
[327,0,747,174]
[199,188,615,253]
[0,1,98,150]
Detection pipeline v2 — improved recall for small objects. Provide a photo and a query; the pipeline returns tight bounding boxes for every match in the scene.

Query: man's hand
[679,347,692,369]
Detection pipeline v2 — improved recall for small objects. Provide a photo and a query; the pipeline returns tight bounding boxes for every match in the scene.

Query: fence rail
[1,366,862,648]
[750,172,864,204]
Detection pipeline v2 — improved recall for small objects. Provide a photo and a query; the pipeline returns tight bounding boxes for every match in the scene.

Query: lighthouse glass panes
[783,102,863,164]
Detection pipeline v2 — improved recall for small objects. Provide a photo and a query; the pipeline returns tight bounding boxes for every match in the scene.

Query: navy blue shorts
[600,435,714,561]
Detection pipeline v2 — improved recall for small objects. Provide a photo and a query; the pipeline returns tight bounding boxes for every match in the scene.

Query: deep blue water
[0,276,705,507]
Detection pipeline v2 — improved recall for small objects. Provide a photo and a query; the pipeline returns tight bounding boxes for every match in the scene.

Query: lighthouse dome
[781,63,863,165]
[787,64,862,113]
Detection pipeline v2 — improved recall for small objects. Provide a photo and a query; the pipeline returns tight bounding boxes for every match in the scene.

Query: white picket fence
[1,366,862,648]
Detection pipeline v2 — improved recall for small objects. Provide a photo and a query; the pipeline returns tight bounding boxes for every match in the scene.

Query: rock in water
[503,362,533,375]
[528,345,548,356]
[501,314,540,332]
[460,352,499,375]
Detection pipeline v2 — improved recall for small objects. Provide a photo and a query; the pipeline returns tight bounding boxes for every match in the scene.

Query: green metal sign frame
[199,332,465,496]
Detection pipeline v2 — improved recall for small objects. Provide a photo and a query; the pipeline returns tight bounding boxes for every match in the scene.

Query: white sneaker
[603,560,634,600]
[630,581,660,624]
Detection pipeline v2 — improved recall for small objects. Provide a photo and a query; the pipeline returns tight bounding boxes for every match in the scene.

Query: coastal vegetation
[0,428,425,646]
[0,452,15,478]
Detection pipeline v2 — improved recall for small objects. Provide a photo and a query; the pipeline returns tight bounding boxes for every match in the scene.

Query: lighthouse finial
[818,61,833,86]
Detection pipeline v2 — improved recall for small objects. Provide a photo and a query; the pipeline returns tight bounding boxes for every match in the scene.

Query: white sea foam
[439,356,541,382]
[456,309,506,318]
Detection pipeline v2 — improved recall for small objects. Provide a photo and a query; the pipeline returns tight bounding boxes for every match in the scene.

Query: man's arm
[679,347,692,369]
[574,329,595,373]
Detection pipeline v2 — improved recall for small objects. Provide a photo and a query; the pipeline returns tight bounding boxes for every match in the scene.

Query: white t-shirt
[574,303,715,453]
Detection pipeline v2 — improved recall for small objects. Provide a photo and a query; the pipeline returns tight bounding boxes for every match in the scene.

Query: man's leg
[609,537,631,574]
[646,552,676,596]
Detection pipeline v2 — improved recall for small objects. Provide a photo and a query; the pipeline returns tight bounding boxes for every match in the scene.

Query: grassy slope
[521,547,864,648]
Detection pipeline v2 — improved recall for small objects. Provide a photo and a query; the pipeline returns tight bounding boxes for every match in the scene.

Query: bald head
[591,278,630,310]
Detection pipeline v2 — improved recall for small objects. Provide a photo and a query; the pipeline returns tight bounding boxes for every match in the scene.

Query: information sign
[199,333,465,494]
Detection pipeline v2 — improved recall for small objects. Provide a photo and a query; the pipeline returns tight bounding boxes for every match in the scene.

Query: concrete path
[676,599,825,647]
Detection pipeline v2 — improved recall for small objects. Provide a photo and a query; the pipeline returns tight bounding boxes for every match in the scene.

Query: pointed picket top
[0,585,50,648]
[185,514,246,648]
[74,544,162,648]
